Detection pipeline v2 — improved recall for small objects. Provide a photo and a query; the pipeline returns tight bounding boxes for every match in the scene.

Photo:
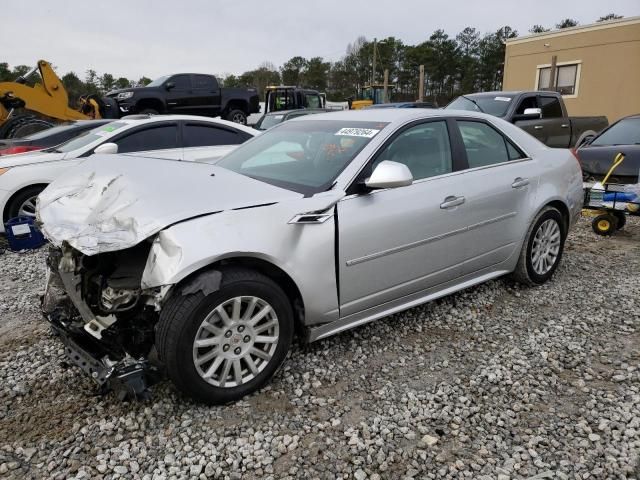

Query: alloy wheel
[192,296,279,388]
[531,218,561,275]
[18,196,38,218]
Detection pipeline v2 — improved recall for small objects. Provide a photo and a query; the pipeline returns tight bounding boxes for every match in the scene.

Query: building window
[537,63,580,96]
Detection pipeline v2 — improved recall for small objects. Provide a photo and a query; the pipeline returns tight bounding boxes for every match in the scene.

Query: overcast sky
[3,0,638,80]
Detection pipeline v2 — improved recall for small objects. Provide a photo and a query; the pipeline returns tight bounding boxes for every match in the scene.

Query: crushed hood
[37,154,302,255]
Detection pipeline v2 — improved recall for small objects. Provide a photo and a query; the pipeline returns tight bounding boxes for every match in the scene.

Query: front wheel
[6,185,46,221]
[156,268,293,404]
[226,109,247,125]
[512,206,566,286]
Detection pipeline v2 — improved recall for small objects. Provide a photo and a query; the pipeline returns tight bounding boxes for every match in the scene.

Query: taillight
[0,145,43,155]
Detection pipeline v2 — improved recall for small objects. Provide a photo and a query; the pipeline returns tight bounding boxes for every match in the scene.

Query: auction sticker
[494,96,512,102]
[335,127,380,138]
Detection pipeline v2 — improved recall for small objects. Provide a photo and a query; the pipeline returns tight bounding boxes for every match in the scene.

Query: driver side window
[515,96,538,115]
[373,121,452,180]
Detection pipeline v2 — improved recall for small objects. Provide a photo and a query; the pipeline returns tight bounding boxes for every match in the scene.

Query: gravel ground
[0,217,638,480]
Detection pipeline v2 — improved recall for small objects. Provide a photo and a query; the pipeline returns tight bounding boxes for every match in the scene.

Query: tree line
[0,13,623,107]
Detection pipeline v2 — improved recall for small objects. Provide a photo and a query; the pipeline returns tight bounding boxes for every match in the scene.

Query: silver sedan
[38,109,584,403]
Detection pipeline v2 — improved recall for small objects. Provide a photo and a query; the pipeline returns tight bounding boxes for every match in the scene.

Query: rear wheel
[156,268,293,404]
[512,206,566,286]
[139,108,159,115]
[5,185,46,221]
[592,213,618,236]
[226,109,247,125]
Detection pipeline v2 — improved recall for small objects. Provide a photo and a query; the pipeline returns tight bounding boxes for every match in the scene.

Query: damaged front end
[42,242,163,399]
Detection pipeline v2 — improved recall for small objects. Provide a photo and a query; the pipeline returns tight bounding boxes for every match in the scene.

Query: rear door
[191,75,221,115]
[165,75,193,113]
[451,119,539,275]
[181,122,252,162]
[337,119,469,317]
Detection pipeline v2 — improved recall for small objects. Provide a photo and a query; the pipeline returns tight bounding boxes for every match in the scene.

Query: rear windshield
[217,120,389,194]
[591,118,640,146]
[446,95,513,117]
[256,114,285,131]
[24,123,77,140]
[48,122,128,153]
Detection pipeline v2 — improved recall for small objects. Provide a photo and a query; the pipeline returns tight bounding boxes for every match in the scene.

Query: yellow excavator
[0,60,111,139]
[348,84,394,110]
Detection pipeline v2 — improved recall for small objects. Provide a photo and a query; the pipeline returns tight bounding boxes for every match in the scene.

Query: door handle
[440,195,465,209]
[533,125,543,130]
[511,177,530,188]
[560,124,569,128]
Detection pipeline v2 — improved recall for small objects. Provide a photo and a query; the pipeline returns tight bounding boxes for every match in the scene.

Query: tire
[512,206,566,286]
[139,108,159,115]
[612,211,626,230]
[5,185,46,221]
[574,130,597,149]
[592,213,618,236]
[1,115,54,139]
[156,267,293,404]
[226,109,247,125]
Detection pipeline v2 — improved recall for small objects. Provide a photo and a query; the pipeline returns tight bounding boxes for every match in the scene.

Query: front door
[165,75,193,113]
[337,119,469,317]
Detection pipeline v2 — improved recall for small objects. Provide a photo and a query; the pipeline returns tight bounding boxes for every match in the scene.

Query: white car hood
[37,154,302,255]
[0,150,66,168]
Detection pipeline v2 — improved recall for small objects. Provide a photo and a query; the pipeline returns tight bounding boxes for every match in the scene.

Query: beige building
[503,17,640,122]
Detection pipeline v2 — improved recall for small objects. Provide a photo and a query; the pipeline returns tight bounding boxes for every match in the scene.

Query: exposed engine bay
[42,242,163,398]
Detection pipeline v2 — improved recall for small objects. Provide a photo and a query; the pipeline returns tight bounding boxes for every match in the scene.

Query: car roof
[115,114,258,135]
[66,119,113,127]
[265,109,328,116]
[292,108,487,124]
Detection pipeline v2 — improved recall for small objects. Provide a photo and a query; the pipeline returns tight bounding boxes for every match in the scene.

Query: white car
[0,115,258,231]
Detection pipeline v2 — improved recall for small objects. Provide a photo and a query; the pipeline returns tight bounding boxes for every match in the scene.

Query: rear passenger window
[183,124,246,147]
[373,120,452,180]
[115,125,179,153]
[193,75,216,90]
[539,96,563,118]
[458,121,523,168]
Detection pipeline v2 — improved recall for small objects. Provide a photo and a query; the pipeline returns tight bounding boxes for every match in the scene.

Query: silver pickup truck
[446,91,608,148]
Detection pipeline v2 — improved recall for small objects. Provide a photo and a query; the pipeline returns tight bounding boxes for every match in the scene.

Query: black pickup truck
[105,74,260,124]
[446,91,608,148]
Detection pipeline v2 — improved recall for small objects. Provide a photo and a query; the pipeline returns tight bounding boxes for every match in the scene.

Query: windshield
[256,114,285,131]
[591,118,640,146]
[49,122,128,153]
[146,75,170,87]
[446,95,513,117]
[217,120,388,194]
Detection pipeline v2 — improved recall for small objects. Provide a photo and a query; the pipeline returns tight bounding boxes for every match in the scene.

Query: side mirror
[365,161,413,189]
[524,107,542,118]
[94,142,118,155]
[165,81,175,90]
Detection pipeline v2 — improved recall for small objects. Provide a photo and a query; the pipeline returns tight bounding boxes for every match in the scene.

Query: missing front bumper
[48,316,159,400]
[42,251,159,400]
